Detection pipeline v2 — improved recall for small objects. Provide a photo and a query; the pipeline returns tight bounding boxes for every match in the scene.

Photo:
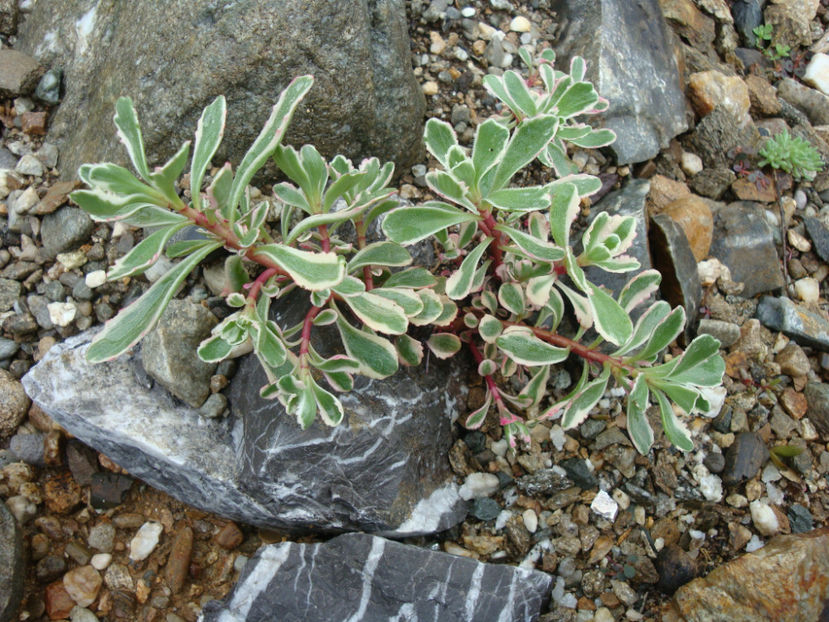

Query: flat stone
[777,78,829,126]
[89,472,133,509]
[201,533,553,622]
[141,299,217,408]
[722,431,769,486]
[756,296,829,352]
[804,217,829,262]
[804,382,829,438]
[745,74,781,116]
[40,207,94,258]
[764,0,820,49]
[708,203,784,298]
[697,319,741,347]
[516,468,573,496]
[551,0,687,164]
[685,107,761,170]
[657,195,713,261]
[0,49,41,98]
[667,528,829,620]
[164,526,193,594]
[649,213,702,339]
[0,502,23,622]
[688,71,750,122]
[689,167,737,200]
[17,0,425,180]
[0,278,20,313]
[34,180,78,215]
[23,326,467,535]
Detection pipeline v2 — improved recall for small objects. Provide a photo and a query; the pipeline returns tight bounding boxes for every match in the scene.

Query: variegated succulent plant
[71,50,724,454]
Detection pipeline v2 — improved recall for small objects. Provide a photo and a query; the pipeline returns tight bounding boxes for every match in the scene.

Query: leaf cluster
[73,49,725,455]
[758,130,825,181]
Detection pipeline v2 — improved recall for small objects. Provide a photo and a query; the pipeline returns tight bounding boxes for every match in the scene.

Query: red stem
[466,338,514,422]
[299,304,324,369]
[246,268,278,302]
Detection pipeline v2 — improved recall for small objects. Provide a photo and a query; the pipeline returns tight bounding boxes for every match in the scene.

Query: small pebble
[15,154,44,176]
[509,15,531,32]
[90,553,112,570]
[85,270,107,288]
[129,521,163,562]
[63,565,102,608]
[522,509,538,533]
[794,277,820,303]
[680,152,703,176]
[590,490,618,522]
[47,301,77,327]
[750,500,780,536]
[459,472,500,500]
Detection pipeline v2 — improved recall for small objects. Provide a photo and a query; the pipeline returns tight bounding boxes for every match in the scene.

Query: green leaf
[229,75,313,214]
[478,359,497,376]
[273,145,311,194]
[549,182,579,248]
[332,275,366,297]
[254,321,287,368]
[197,334,234,363]
[299,144,329,207]
[548,174,602,198]
[569,128,615,148]
[210,163,234,219]
[446,237,491,300]
[491,115,559,191]
[108,222,189,280]
[190,96,227,211]
[312,308,339,326]
[635,306,686,362]
[654,389,694,451]
[472,119,509,186]
[518,365,550,409]
[554,81,599,118]
[487,186,552,212]
[561,366,610,429]
[323,171,365,212]
[149,142,191,203]
[71,189,156,222]
[335,317,399,379]
[465,391,492,429]
[382,202,479,245]
[426,333,461,359]
[618,270,661,313]
[254,244,345,291]
[348,242,412,272]
[410,289,444,325]
[310,354,361,373]
[587,283,632,346]
[627,374,653,455]
[87,241,222,362]
[666,335,724,387]
[496,326,569,366]
[503,70,538,117]
[293,381,318,429]
[526,274,556,307]
[498,282,525,316]
[614,300,671,356]
[371,287,424,316]
[482,73,521,119]
[424,118,459,168]
[498,224,564,262]
[273,182,312,214]
[652,380,702,414]
[113,97,151,179]
[396,334,424,366]
[426,170,477,212]
[478,314,502,343]
[542,141,580,176]
[344,292,408,335]
[166,238,211,259]
[382,267,437,289]
[309,376,344,426]
[123,205,189,228]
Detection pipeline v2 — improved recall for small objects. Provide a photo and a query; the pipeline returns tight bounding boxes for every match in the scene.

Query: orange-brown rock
[688,71,751,121]
[164,525,193,594]
[44,580,75,620]
[664,528,829,621]
[658,0,716,49]
[745,74,781,116]
[660,196,713,260]
[731,177,778,203]
[647,174,692,214]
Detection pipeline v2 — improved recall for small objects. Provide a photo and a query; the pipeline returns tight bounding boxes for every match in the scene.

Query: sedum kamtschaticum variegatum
[72,50,724,455]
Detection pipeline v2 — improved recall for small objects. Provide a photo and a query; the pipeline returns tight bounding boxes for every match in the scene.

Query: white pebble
[794,277,820,303]
[129,521,163,561]
[477,22,497,41]
[693,464,723,502]
[726,493,748,508]
[590,490,618,522]
[509,16,531,32]
[85,270,107,289]
[804,52,829,96]
[70,606,99,622]
[56,250,88,270]
[697,258,731,286]
[490,438,509,457]
[766,482,784,506]
[549,425,566,451]
[90,553,111,570]
[612,488,630,510]
[5,495,37,524]
[787,229,811,252]
[12,186,39,214]
[461,6,476,17]
[745,535,765,552]
[459,472,500,500]
[761,463,781,483]
[680,152,703,176]
[454,47,469,62]
[15,154,44,177]
[111,221,130,238]
[749,500,780,536]
[593,608,615,622]
[522,509,538,533]
[47,301,77,327]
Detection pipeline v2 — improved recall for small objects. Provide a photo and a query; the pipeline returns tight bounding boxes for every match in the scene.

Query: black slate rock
[560,457,599,490]
[804,217,829,263]
[90,472,134,509]
[655,544,697,594]
[722,432,769,486]
[757,297,829,352]
[201,533,553,622]
[788,504,814,534]
[471,498,502,521]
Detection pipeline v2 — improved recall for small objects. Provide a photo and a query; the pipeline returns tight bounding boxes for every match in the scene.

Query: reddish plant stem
[466,338,513,420]
[246,268,278,303]
[318,224,331,253]
[481,212,505,269]
[298,304,324,369]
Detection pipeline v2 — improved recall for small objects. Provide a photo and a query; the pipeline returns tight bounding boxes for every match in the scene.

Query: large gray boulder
[0,502,24,622]
[551,0,688,164]
[200,532,553,622]
[16,0,425,179]
[21,322,468,535]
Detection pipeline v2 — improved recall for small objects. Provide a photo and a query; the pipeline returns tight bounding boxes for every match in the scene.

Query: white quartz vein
[346,538,385,622]
[217,544,291,622]
[464,564,485,621]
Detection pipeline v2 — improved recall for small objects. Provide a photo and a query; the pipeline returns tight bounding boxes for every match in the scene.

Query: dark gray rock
[0,278,20,313]
[40,207,94,258]
[697,319,741,348]
[685,107,761,170]
[777,78,829,126]
[703,452,725,474]
[0,49,41,98]
[649,213,701,341]
[708,203,784,298]
[17,0,425,180]
[9,433,45,466]
[89,472,134,510]
[516,467,573,496]
[804,217,829,263]
[756,296,829,352]
[201,532,553,622]
[34,68,61,105]
[0,502,23,622]
[688,167,737,200]
[732,0,766,48]
[141,299,217,408]
[550,0,688,164]
[0,147,16,169]
[26,294,52,330]
[655,544,697,595]
[722,431,769,486]
[787,504,814,534]
[471,498,501,521]
[585,179,653,317]
[560,457,598,490]
[804,382,829,438]
[23,326,467,535]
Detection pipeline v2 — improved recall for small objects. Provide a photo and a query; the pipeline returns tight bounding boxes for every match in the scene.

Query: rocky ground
[2,0,829,621]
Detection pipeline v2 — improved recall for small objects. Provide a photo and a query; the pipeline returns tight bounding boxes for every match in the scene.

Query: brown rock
[668,528,829,621]
[688,71,751,121]
[728,522,753,552]
[20,111,47,135]
[0,49,42,97]
[776,343,811,377]
[577,596,596,611]
[658,0,716,49]
[44,580,75,620]
[36,181,79,215]
[43,471,82,514]
[647,174,691,213]
[63,565,102,608]
[656,545,698,594]
[659,196,713,261]
[780,388,808,419]
[745,74,781,117]
[43,430,62,466]
[214,521,244,550]
[27,402,61,433]
[164,526,193,594]
[731,177,778,203]
[765,0,820,49]
[0,368,30,439]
